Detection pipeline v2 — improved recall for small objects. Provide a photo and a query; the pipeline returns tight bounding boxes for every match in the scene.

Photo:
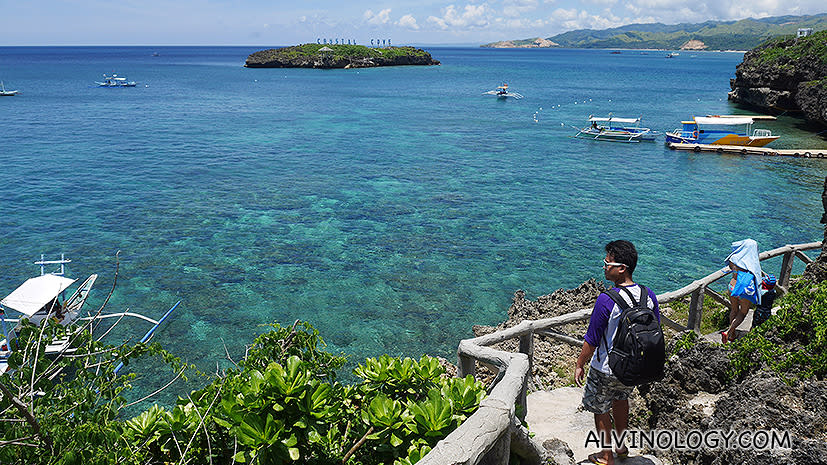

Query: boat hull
[665,131,779,147]
[577,128,658,142]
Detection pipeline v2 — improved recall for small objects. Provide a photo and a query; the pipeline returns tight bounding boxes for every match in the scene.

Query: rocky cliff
[728,31,827,127]
[482,38,560,48]
[244,45,440,69]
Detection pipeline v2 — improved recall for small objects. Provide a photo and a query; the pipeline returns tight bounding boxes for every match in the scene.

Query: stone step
[526,388,663,464]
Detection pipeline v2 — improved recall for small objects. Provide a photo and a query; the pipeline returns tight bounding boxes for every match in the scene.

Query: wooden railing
[657,241,821,332]
[419,241,822,465]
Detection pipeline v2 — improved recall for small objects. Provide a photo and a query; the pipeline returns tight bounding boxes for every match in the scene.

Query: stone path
[701,307,757,343]
[526,388,662,465]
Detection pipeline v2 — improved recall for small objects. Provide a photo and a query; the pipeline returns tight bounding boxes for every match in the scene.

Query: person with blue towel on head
[722,238,762,343]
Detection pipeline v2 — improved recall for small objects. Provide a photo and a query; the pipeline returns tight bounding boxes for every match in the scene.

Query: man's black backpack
[603,286,666,386]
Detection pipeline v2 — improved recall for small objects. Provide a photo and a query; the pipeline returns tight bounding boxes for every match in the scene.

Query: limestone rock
[680,39,707,50]
[542,438,575,465]
[728,31,827,127]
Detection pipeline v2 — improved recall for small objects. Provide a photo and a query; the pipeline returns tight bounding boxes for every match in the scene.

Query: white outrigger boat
[0,81,19,96]
[575,115,659,142]
[96,73,137,87]
[483,83,523,99]
[0,255,179,375]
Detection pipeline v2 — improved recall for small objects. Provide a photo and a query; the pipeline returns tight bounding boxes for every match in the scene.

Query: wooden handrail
[657,242,821,303]
[421,241,822,465]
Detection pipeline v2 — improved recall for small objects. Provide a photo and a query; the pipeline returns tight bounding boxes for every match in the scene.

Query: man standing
[575,240,660,465]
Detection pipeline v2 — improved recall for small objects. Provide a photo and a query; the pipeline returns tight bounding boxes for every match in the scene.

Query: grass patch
[756,30,827,67]
[664,294,729,335]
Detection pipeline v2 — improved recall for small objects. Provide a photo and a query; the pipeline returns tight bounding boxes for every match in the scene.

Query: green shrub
[729,280,827,382]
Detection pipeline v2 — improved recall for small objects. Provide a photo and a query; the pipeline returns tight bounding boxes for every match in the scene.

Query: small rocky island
[729,30,827,127]
[244,44,440,69]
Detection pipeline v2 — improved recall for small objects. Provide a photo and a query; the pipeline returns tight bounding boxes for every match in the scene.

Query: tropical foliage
[729,279,827,382]
[260,44,431,60]
[0,320,486,465]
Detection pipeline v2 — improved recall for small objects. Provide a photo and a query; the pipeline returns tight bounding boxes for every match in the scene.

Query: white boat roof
[694,116,754,125]
[707,114,777,121]
[1,275,77,316]
[589,116,640,123]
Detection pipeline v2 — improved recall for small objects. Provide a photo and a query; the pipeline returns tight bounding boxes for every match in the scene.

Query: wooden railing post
[517,333,533,422]
[458,353,475,378]
[687,286,704,333]
[778,251,795,291]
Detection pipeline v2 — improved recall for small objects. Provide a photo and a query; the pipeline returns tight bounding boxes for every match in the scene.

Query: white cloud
[497,17,547,29]
[363,8,392,25]
[397,14,420,30]
[427,4,490,30]
[547,8,625,30]
[502,0,539,17]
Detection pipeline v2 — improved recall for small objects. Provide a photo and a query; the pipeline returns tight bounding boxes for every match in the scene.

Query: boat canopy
[1,275,77,316]
[694,116,754,126]
[589,116,640,124]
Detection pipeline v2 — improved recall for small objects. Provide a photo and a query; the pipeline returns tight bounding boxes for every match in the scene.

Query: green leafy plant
[1,320,485,465]
[729,280,827,382]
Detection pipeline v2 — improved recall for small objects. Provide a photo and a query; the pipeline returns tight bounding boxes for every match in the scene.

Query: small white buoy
[560,122,564,126]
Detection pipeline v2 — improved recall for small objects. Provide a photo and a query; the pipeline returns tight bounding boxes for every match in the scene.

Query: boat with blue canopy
[664,115,779,146]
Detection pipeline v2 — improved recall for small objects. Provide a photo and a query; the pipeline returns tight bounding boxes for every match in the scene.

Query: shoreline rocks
[728,31,827,127]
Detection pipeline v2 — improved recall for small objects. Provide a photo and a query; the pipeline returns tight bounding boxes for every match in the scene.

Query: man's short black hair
[606,240,638,274]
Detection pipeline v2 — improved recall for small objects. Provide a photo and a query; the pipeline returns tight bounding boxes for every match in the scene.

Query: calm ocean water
[1,46,826,396]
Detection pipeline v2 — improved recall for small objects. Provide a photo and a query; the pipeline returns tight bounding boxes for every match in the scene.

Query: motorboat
[96,74,137,87]
[574,115,659,142]
[483,83,523,99]
[664,115,779,146]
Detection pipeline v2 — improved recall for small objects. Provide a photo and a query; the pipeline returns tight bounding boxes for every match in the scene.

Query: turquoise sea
[1,46,826,396]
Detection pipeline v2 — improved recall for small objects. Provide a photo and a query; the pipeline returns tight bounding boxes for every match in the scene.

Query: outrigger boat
[96,73,137,87]
[0,255,179,375]
[574,115,659,142]
[483,83,523,100]
[0,81,19,96]
[665,115,779,146]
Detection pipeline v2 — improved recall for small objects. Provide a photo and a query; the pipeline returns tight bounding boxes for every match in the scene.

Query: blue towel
[725,238,763,305]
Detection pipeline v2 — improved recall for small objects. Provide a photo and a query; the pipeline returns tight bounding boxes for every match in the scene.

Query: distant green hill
[483,13,827,50]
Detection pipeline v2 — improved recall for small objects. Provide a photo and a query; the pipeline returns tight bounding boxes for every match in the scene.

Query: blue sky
[1,0,824,46]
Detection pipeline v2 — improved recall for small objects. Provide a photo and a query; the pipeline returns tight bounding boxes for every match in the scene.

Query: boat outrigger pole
[113,300,181,375]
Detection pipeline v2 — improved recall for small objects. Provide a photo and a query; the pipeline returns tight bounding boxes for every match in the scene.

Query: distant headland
[244,44,440,69]
[481,13,827,51]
